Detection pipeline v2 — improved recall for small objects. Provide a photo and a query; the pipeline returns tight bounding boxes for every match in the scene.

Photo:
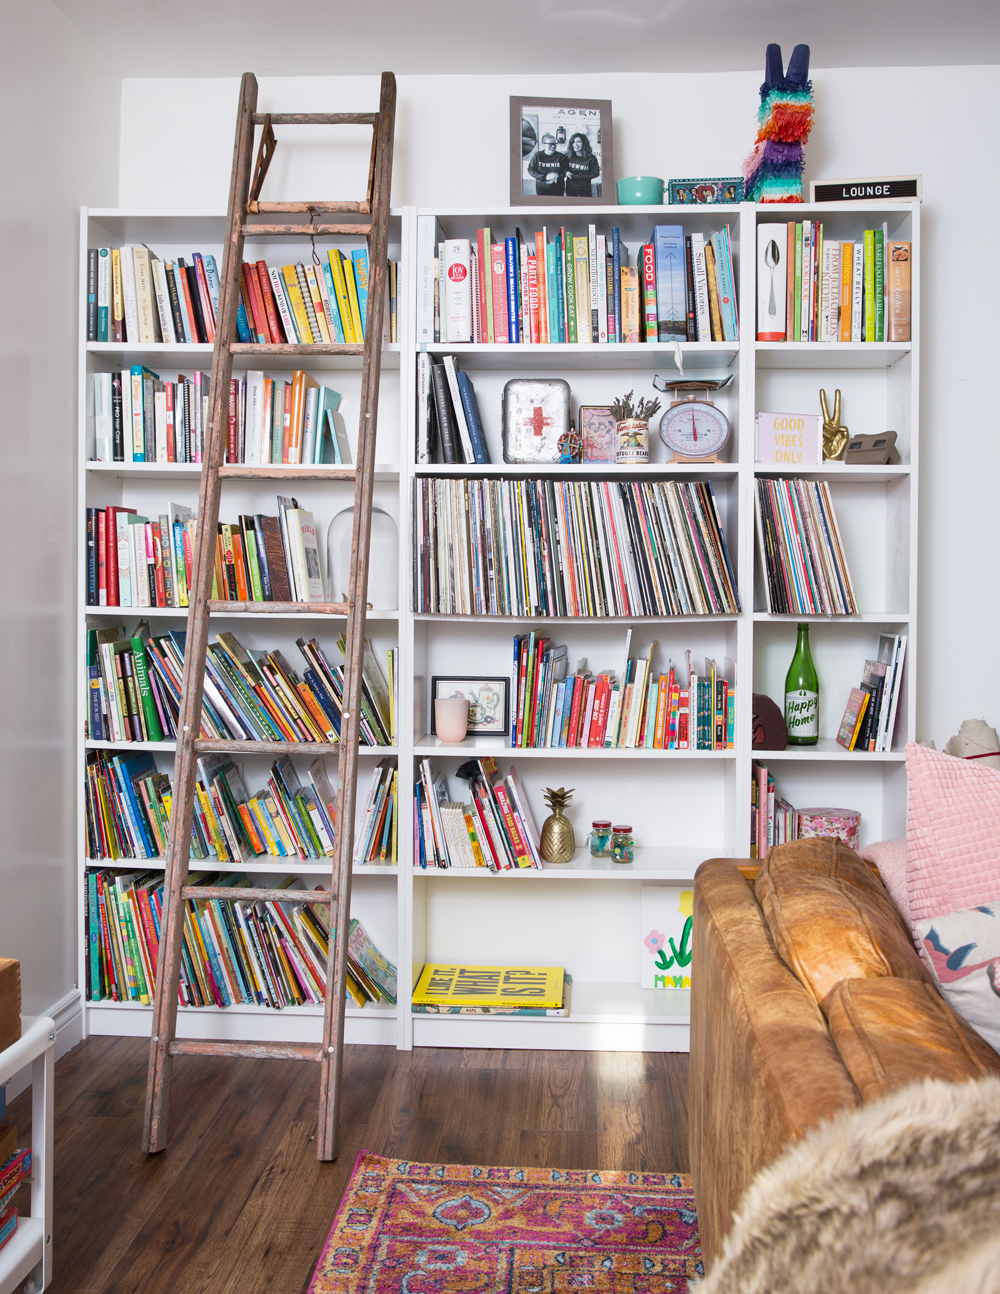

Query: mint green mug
[616,176,665,205]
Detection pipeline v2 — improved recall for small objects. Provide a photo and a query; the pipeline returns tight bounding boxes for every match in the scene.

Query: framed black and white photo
[431,676,510,737]
[510,96,613,207]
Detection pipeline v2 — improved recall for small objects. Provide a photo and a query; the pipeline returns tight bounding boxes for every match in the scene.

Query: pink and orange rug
[309,1150,703,1292]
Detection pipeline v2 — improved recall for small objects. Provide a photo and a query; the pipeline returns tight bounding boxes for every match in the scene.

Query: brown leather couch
[689,838,1000,1270]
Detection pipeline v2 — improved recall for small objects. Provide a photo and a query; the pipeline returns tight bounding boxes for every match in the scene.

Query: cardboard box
[0,961,20,1054]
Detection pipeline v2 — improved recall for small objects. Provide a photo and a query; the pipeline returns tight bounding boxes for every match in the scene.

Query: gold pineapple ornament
[540,787,576,863]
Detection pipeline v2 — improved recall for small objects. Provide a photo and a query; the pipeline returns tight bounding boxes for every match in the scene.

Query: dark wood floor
[6,1036,689,1294]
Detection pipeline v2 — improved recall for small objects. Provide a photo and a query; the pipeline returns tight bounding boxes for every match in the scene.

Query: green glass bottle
[785,623,819,745]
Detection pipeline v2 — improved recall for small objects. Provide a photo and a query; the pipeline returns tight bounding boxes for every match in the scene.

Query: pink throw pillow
[861,838,910,927]
[905,742,1000,925]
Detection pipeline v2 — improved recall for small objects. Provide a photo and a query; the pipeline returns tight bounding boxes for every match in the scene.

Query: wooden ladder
[142,70,396,1162]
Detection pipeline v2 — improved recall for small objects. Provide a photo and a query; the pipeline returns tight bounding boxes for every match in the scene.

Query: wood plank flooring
[5,1037,689,1294]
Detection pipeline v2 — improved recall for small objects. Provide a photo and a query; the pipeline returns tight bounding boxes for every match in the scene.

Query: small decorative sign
[809,175,921,203]
[756,412,822,465]
[667,177,744,205]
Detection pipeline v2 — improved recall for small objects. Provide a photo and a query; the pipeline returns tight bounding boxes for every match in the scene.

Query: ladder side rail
[142,70,259,1155]
[317,69,397,1162]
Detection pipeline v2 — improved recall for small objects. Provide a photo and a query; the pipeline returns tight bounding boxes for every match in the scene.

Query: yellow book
[412,963,565,1008]
[282,265,315,343]
[196,785,228,859]
[341,253,365,342]
[111,248,124,341]
[572,237,591,343]
[265,794,298,855]
[303,265,331,342]
[620,265,640,343]
[327,250,356,342]
[249,795,280,855]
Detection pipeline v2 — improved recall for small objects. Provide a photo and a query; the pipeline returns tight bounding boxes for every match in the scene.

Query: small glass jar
[611,825,635,864]
[586,820,613,857]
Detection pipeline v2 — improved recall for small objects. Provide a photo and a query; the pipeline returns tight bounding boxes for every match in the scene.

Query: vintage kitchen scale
[652,375,734,463]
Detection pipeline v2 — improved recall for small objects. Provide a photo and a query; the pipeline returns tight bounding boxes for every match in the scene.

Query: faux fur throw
[696,1077,1000,1294]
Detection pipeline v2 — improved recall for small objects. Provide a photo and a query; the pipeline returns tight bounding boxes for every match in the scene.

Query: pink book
[491,244,509,343]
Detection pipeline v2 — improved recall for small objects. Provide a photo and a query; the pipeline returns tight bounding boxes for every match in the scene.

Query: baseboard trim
[3,989,83,1100]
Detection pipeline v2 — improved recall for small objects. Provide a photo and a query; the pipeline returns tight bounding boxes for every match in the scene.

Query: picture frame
[667,177,744,205]
[511,96,613,207]
[431,676,510,737]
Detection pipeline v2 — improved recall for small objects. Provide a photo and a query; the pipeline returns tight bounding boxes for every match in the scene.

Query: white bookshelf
[77,201,918,1055]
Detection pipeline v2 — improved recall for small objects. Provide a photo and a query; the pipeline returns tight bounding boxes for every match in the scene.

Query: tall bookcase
[77,200,918,1054]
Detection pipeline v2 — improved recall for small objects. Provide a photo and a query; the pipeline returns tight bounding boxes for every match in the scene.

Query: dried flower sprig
[610,390,662,422]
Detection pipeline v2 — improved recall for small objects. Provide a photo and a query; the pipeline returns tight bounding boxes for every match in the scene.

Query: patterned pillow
[915,904,1000,1054]
[905,743,1000,924]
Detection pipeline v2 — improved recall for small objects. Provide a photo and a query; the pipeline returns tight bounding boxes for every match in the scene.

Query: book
[412,974,572,1016]
[412,963,565,1009]
[836,687,870,749]
[887,242,911,342]
[652,225,687,340]
[753,478,858,615]
[443,239,473,343]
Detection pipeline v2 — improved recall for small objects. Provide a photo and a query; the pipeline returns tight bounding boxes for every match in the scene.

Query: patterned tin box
[502,378,571,464]
[795,807,861,853]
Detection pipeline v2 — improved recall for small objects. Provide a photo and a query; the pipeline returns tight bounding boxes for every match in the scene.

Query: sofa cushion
[821,978,1000,1101]
[755,837,930,1004]
[906,742,1000,926]
[915,902,1000,1055]
[860,838,910,929]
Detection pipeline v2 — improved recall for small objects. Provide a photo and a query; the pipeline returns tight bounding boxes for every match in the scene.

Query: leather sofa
[689,838,1000,1269]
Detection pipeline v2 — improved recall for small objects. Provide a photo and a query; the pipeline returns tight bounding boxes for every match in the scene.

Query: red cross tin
[501,378,572,464]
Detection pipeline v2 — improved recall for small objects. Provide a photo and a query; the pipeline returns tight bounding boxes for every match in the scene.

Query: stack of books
[0,1147,31,1254]
[354,758,399,865]
[413,478,740,617]
[754,478,858,615]
[418,219,738,346]
[86,245,398,346]
[415,757,542,870]
[415,354,490,465]
[86,623,396,747]
[511,633,734,751]
[412,962,570,1017]
[836,634,907,753]
[86,750,339,864]
[750,762,796,859]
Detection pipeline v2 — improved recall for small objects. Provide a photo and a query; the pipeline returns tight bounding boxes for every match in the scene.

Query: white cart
[0,1017,54,1294]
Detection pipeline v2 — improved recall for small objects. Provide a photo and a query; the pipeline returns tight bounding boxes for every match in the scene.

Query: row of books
[753,478,858,615]
[87,621,395,747]
[415,757,542,870]
[511,632,734,751]
[86,749,340,864]
[411,962,570,1016]
[755,223,911,343]
[836,634,907,753]
[418,218,739,346]
[86,494,327,609]
[90,367,348,466]
[85,245,398,347]
[415,354,490,464]
[0,1147,30,1254]
[355,758,399,865]
[85,862,396,1011]
[413,477,740,618]
[750,762,796,859]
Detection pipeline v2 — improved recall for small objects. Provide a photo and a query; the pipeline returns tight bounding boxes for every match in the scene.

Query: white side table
[0,1017,54,1294]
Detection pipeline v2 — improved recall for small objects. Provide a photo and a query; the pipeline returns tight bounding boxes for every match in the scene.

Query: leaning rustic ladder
[142,70,396,1161]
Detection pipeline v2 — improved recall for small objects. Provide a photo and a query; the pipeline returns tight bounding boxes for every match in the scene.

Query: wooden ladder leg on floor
[142,70,397,1160]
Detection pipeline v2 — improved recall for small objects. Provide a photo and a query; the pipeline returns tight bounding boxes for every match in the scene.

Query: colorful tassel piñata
[743,43,814,203]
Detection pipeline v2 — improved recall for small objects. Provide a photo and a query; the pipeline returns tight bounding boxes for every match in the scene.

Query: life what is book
[412,963,565,1009]
[756,412,822,465]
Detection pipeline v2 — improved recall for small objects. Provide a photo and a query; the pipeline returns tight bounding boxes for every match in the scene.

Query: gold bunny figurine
[820,388,849,461]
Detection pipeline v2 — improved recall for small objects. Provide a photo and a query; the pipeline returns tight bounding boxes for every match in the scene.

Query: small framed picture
[667,177,744,205]
[431,677,510,737]
[579,406,616,463]
[511,96,613,207]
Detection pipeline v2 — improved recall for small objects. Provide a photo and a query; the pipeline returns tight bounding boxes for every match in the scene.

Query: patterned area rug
[309,1150,703,1292]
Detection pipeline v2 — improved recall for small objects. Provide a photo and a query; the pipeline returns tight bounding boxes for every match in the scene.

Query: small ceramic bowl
[616,176,665,205]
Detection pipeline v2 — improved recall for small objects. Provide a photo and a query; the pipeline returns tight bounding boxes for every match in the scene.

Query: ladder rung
[168,1038,323,1062]
[183,885,325,904]
[207,598,350,614]
[247,201,368,214]
[217,465,356,482]
[229,343,365,358]
[192,739,341,755]
[251,113,376,127]
[241,223,371,237]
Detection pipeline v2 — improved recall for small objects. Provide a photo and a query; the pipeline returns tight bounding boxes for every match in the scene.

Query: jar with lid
[586,820,612,857]
[611,825,634,864]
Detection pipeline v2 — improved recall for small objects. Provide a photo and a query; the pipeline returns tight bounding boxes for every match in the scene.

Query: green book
[793,223,803,343]
[240,517,264,601]
[271,379,286,464]
[130,634,165,742]
[564,230,577,344]
[863,230,876,342]
[873,228,885,343]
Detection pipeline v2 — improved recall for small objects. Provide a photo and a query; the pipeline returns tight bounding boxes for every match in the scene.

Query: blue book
[651,224,687,340]
[554,232,566,343]
[505,237,520,343]
[711,227,739,341]
[235,295,253,343]
[456,371,490,464]
[415,782,427,868]
[612,228,623,343]
[113,755,158,857]
[351,249,370,340]
[88,664,105,742]
[97,248,109,341]
[321,263,347,343]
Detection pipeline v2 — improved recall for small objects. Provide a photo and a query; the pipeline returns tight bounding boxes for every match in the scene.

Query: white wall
[0,0,119,1029]
[119,67,1000,747]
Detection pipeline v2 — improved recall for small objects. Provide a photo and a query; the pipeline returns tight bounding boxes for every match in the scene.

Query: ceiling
[48,0,1000,76]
